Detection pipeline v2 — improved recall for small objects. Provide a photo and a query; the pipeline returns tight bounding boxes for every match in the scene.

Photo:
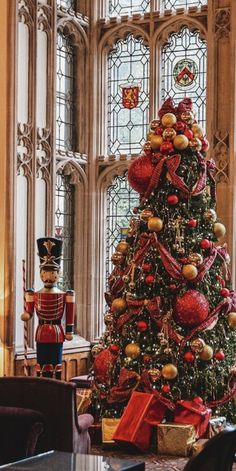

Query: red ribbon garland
[206,382,236,408]
[141,370,175,411]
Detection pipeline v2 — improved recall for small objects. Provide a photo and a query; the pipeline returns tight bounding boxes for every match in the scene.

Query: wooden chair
[0,376,94,455]
[183,426,236,471]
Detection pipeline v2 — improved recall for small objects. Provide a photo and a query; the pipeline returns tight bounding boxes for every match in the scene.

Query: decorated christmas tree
[92,98,236,423]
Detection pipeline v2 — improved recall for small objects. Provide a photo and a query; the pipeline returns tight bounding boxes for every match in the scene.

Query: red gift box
[174,400,212,438]
[113,391,166,452]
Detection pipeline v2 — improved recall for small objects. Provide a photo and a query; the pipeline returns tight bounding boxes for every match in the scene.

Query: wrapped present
[157,423,196,456]
[113,391,168,452]
[102,418,120,444]
[174,400,212,438]
[207,416,226,438]
[76,388,92,414]
[192,438,208,456]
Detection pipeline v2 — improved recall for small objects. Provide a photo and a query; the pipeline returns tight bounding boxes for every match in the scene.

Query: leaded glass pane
[107,34,150,155]
[161,26,207,129]
[56,33,75,151]
[161,0,207,10]
[106,173,139,284]
[57,0,75,9]
[109,0,150,15]
[55,172,75,291]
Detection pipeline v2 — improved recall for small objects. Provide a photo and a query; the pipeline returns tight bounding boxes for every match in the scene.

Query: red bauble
[160,141,174,155]
[220,288,230,298]
[184,351,195,363]
[93,349,117,383]
[145,274,155,285]
[128,154,155,194]
[200,239,211,249]
[214,350,225,361]
[193,396,203,405]
[184,129,194,140]
[142,263,152,273]
[143,354,151,363]
[201,137,210,152]
[167,194,179,205]
[137,320,148,332]
[155,127,164,135]
[162,384,171,393]
[132,207,138,214]
[109,344,120,354]
[173,290,209,328]
[187,218,198,228]
[175,121,186,133]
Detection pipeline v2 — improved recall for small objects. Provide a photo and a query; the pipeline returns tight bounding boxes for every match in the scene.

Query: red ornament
[216,275,225,287]
[160,141,174,155]
[193,396,203,405]
[142,263,152,273]
[167,194,179,205]
[201,137,210,152]
[200,239,211,250]
[145,274,155,285]
[132,207,138,214]
[214,350,225,361]
[143,354,151,363]
[109,344,120,354]
[128,154,155,194]
[187,218,197,228]
[169,284,177,291]
[162,384,171,393]
[93,349,117,383]
[155,127,164,135]
[184,129,194,140]
[220,288,230,298]
[175,121,186,133]
[137,320,148,332]
[173,289,209,328]
[184,351,195,363]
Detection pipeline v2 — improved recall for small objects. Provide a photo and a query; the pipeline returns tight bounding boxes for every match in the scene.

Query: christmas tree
[92,98,236,422]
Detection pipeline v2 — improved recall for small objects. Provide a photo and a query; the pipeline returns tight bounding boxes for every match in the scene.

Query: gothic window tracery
[108,0,150,15]
[161,0,207,10]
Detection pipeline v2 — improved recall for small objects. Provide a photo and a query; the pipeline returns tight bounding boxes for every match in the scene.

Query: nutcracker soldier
[21,237,75,379]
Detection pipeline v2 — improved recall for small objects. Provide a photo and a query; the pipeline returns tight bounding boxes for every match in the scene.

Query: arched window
[109,0,150,15]
[107,34,150,155]
[161,25,207,128]
[160,0,207,10]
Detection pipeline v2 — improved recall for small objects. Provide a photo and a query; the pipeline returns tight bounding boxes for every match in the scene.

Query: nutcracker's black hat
[37,237,63,270]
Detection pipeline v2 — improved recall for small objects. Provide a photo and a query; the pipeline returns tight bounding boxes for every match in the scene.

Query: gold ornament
[117,241,130,254]
[149,133,163,150]
[148,217,163,233]
[190,338,205,353]
[150,119,160,130]
[122,274,130,283]
[213,222,226,239]
[228,312,236,328]
[111,297,127,314]
[199,345,213,361]
[173,134,189,150]
[182,264,198,280]
[140,209,154,222]
[191,124,203,138]
[180,111,195,124]
[148,368,161,382]
[163,127,176,141]
[162,363,178,380]
[142,141,152,153]
[189,137,202,151]
[91,344,104,358]
[188,252,203,266]
[111,252,125,265]
[203,209,217,223]
[104,313,113,325]
[125,343,141,359]
[161,113,177,128]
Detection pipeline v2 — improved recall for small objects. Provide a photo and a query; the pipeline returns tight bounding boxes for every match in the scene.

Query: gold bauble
[104,313,113,325]
[180,111,195,124]
[182,264,198,280]
[199,345,213,361]
[189,137,202,151]
[148,368,161,382]
[213,222,226,239]
[140,208,154,222]
[228,312,236,328]
[163,127,176,141]
[161,113,177,128]
[162,363,178,380]
[142,141,152,153]
[149,133,163,150]
[191,124,203,138]
[203,209,217,223]
[111,251,125,265]
[150,119,160,130]
[111,297,127,314]
[117,241,130,254]
[173,134,189,150]
[125,343,141,359]
[91,344,104,358]
[188,252,203,266]
[147,217,163,233]
[190,338,205,353]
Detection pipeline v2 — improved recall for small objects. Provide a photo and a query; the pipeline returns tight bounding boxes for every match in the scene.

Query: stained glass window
[55,172,75,291]
[57,0,75,9]
[109,0,150,15]
[161,0,207,10]
[56,33,75,151]
[106,173,139,283]
[161,26,207,128]
[107,34,149,155]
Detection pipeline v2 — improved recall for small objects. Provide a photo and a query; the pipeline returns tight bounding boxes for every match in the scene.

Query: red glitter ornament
[143,354,151,363]
[162,384,171,393]
[93,348,117,383]
[128,154,155,194]
[109,344,120,354]
[220,288,230,298]
[142,263,152,273]
[137,320,148,332]
[145,274,155,285]
[184,129,194,140]
[155,127,164,135]
[184,351,195,363]
[214,350,225,361]
[193,396,203,405]
[167,194,179,205]
[200,239,211,250]
[173,289,209,328]
[201,137,210,152]
[187,218,197,228]
[160,141,174,155]
[175,121,186,133]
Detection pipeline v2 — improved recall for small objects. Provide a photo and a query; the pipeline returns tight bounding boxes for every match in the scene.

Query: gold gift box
[102,418,120,444]
[192,438,208,456]
[76,389,92,414]
[157,423,196,456]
